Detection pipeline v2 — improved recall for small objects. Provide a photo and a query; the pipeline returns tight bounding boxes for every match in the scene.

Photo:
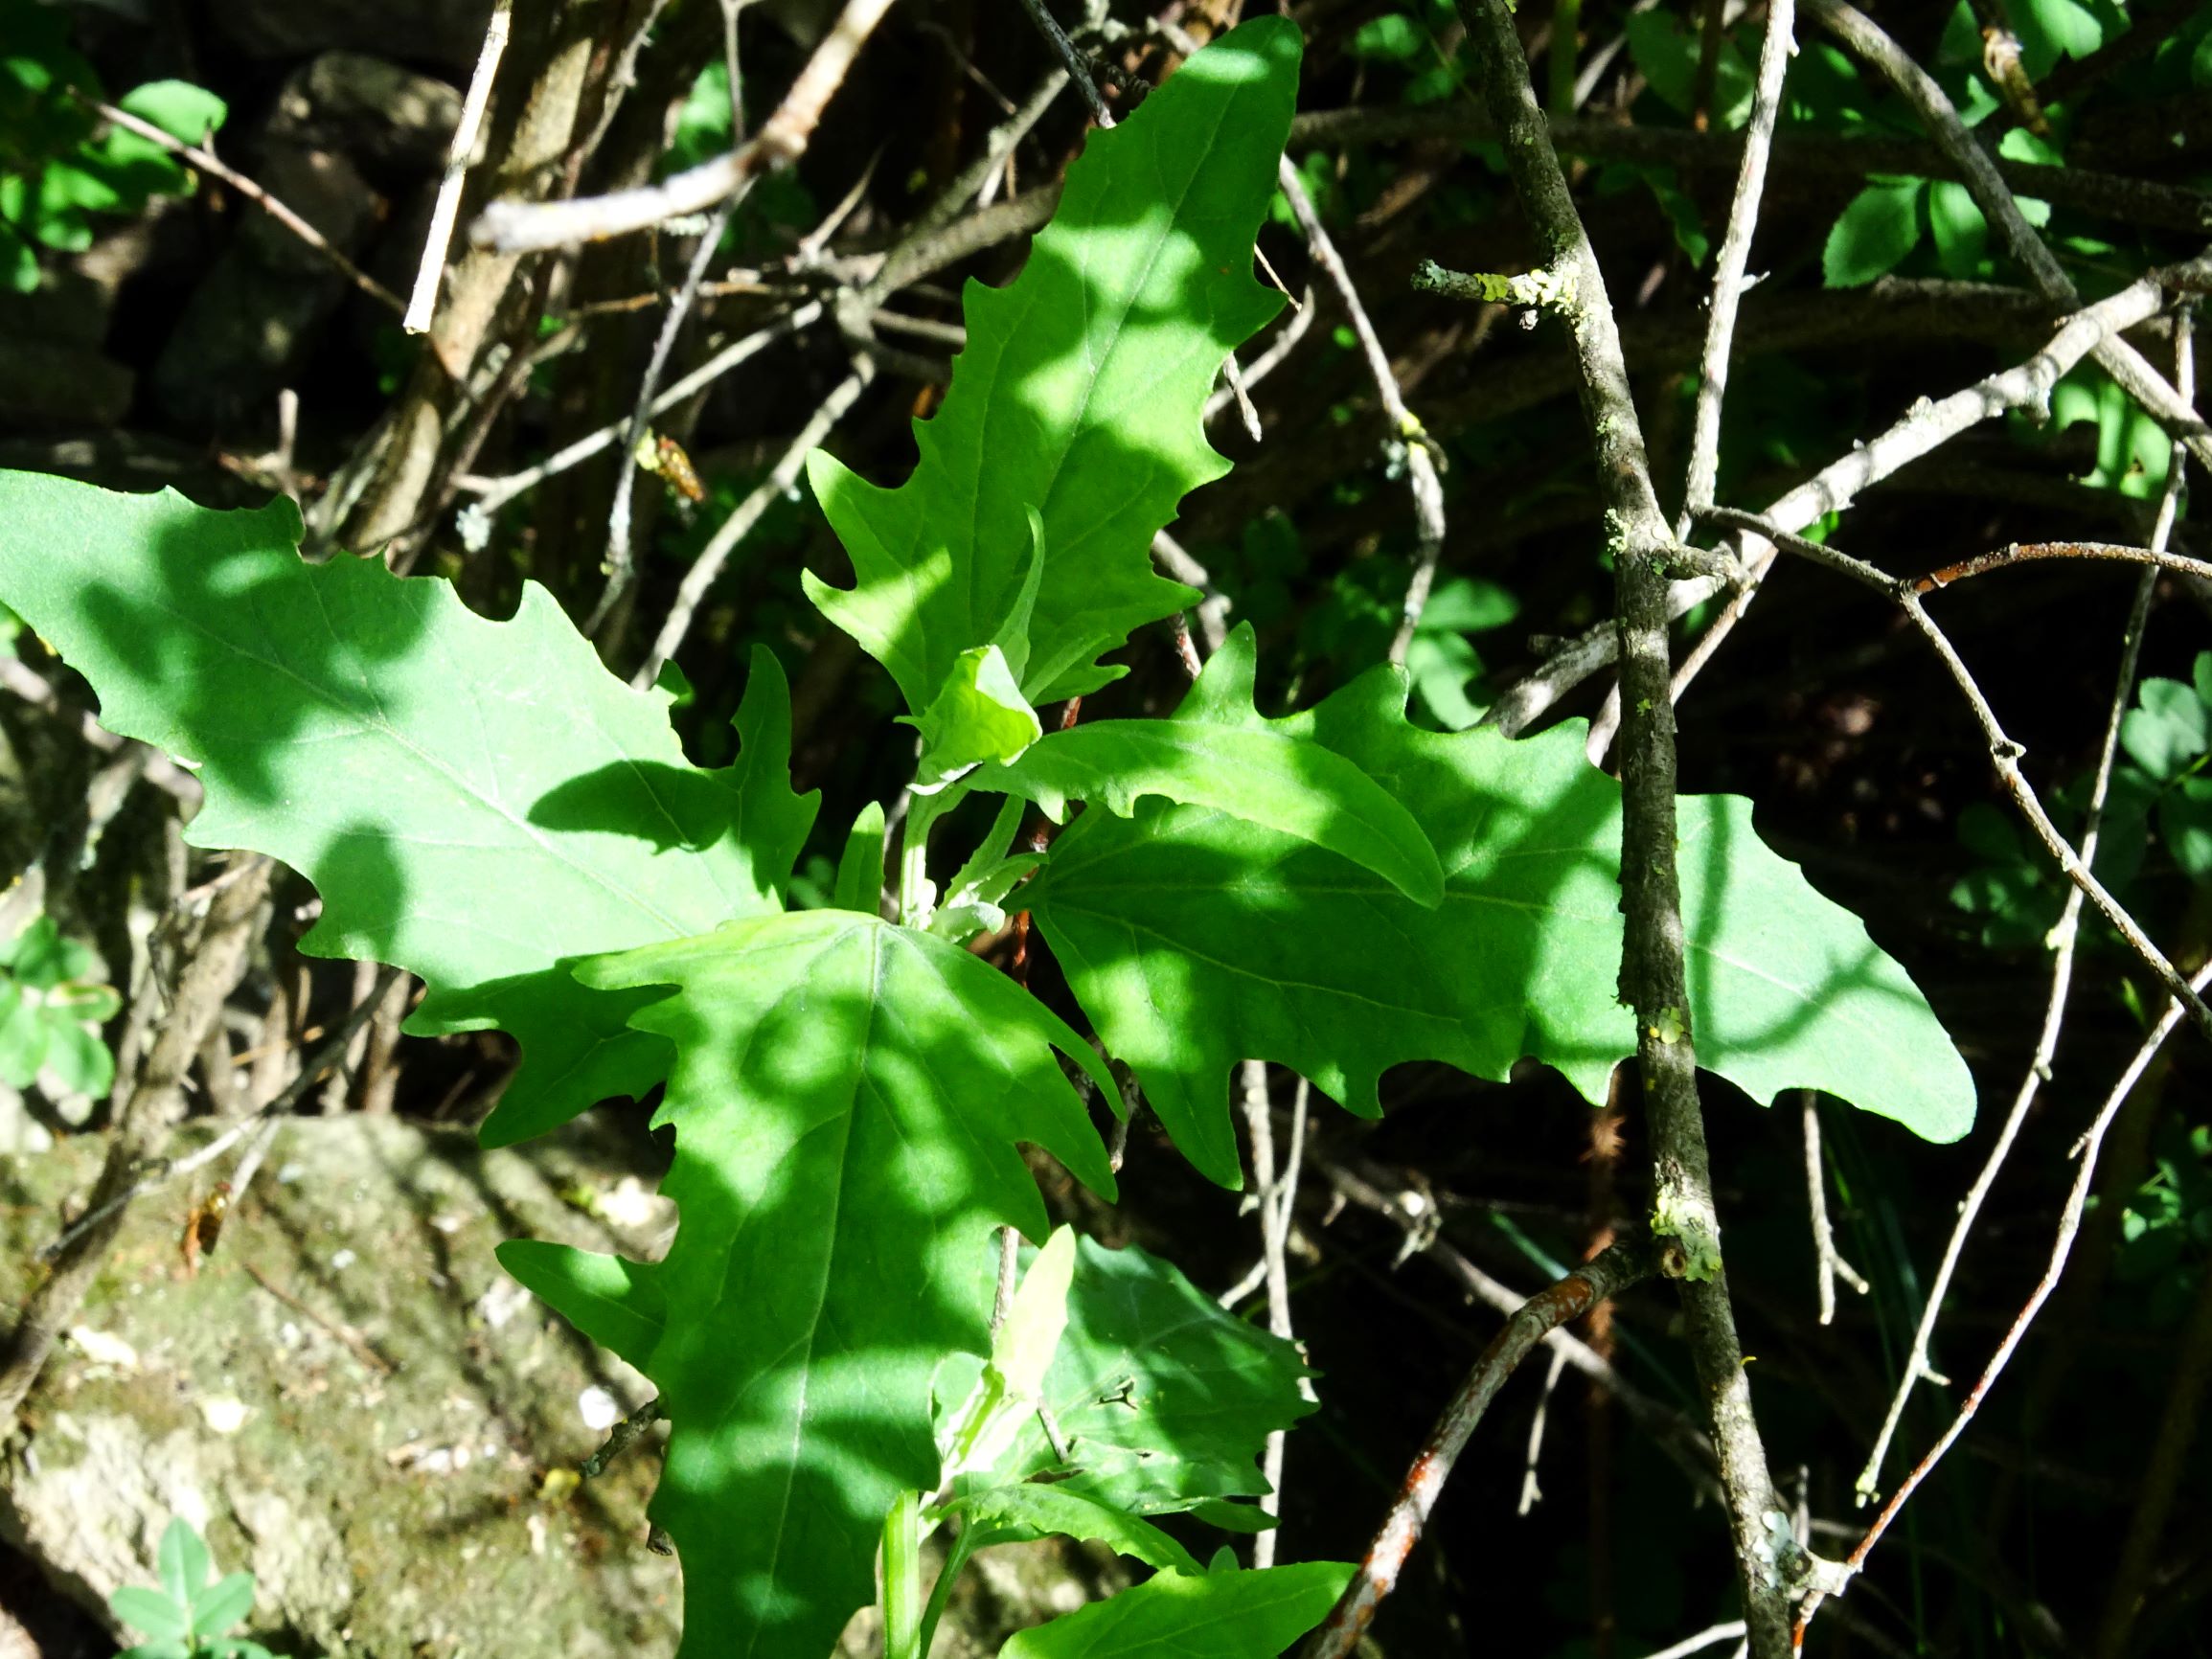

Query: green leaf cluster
[0,0,226,291]
[109,1518,280,1659]
[0,913,119,1099]
[1952,651,2212,951]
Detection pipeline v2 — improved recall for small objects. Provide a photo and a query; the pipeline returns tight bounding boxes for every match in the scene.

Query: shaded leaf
[2122,678,2209,781]
[954,1487,1202,1576]
[997,1562,1355,1659]
[0,474,817,1147]
[494,1239,666,1371]
[945,1235,1313,1525]
[1824,177,1924,287]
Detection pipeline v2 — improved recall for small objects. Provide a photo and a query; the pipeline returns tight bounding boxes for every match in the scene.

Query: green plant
[0,18,1977,1658]
[0,0,226,291]
[108,1518,279,1659]
[0,912,120,1101]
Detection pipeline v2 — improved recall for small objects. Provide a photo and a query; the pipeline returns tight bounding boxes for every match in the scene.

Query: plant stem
[882,1489,924,1659]
[916,1517,979,1656]
[898,788,950,927]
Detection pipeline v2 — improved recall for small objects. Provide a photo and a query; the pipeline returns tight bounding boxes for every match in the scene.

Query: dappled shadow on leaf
[512,911,1114,1659]
[1032,665,1976,1177]
[528,761,746,853]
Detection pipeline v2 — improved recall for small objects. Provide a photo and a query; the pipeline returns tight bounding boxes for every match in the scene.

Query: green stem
[898,788,949,927]
[917,1516,982,1657]
[883,1489,924,1659]
[1549,0,1582,116]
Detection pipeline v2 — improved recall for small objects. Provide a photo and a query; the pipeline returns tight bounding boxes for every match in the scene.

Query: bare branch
[633,361,875,687]
[66,90,402,314]
[1700,504,2212,1046]
[1273,160,1446,665]
[1917,537,2212,592]
[1802,952,2212,1640]
[456,302,824,516]
[1801,1094,1868,1329]
[470,0,897,254]
[1681,0,1795,525]
[1448,3,1799,1648]
[1300,1238,1657,1658]
[1490,258,2204,735]
[1849,311,2195,1506]
[405,0,513,334]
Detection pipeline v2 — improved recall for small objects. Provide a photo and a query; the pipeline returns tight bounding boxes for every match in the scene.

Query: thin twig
[1516,1344,1571,1514]
[583,1395,667,1477]
[1237,1063,1309,1568]
[1801,1094,1868,1329]
[1317,1159,1718,1491]
[576,0,676,165]
[1679,0,1794,528]
[0,657,201,806]
[592,197,741,634]
[1299,1238,1657,1658]
[1804,0,2212,477]
[1287,106,2212,238]
[1490,256,2204,736]
[1849,310,2194,1504]
[1800,953,2212,1641]
[405,0,512,334]
[456,302,823,516]
[65,91,401,314]
[471,0,897,253]
[632,360,873,687]
[1647,1622,1751,1659]
[1273,160,1446,665]
[1016,0,1111,127]
[1701,504,2212,1046]
[1202,286,1317,427]
[1917,537,2212,592]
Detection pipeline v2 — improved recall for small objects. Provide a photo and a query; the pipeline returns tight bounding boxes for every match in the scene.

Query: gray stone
[0,1115,681,1657]
[0,338,133,433]
[275,55,464,176]
[0,1116,1121,1656]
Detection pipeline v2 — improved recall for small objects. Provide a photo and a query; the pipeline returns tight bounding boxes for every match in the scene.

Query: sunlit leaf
[504,910,1115,1659]
[804,18,1302,710]
[1032,658,1975,1184]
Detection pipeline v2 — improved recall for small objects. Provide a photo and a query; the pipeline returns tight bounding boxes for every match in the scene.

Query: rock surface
[0,1114,680,1657]
[0,1116,1121,1656]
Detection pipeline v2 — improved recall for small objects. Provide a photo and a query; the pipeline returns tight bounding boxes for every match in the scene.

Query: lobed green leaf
[986,631,1443,905]
[1030,652,1975,1183]
[511,910,1116,1659]
[0,472,817,1145]
[803,18,1301,712]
